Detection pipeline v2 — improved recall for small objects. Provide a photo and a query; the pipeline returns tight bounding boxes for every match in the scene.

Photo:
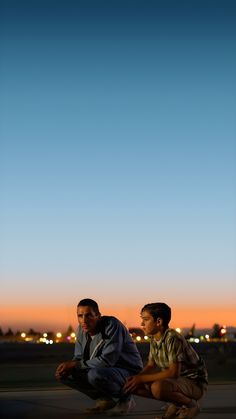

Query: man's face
[77,305,100,335]
[140,310,159,336]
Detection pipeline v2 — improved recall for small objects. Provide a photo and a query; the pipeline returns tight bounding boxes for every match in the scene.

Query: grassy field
[1,342,236,389]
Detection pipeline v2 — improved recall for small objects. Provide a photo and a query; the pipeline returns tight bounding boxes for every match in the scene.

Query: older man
[56,298,143,415]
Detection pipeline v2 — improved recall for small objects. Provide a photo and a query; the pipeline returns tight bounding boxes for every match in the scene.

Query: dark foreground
[1,342,236,418]
[0,384,236,419]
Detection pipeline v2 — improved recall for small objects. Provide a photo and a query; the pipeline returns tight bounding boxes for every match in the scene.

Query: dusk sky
[1,0,236,332]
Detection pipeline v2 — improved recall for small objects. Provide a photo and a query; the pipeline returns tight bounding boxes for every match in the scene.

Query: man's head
[77,298,101,335]
[140,303,171,336]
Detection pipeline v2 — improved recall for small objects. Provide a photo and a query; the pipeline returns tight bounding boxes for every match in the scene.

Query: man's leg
[132,383,155,399]
[150,377,204,405]
[87,367,131,400]
[60,367,136,415]
[60,369,102,400]
[87,367,138,416]
[151,378,205,419]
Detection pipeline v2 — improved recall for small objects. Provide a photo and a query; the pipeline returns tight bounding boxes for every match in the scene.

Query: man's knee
[151,380,162,399]
[87,368,107,387]
[151,380,172,399]
[87,367,124,392]
[151,379,178,400]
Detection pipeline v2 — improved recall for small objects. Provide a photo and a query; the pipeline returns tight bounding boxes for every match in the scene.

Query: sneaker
[176,402,200,419]
[85,398,116,413]
[155,403,179,418]
[106,396,136,416]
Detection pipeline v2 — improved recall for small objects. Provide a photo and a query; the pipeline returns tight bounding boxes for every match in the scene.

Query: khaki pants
[166,377,207,401]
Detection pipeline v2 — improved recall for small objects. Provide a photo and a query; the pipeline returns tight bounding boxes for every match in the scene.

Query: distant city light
[1,323,235,345]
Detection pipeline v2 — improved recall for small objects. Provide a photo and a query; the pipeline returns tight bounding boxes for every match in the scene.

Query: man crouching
[56,298,143,416]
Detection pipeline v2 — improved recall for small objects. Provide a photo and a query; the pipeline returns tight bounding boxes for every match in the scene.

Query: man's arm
[136,358,156,375]
[55,360,80,379]
[55,327,83,379]
[72,328,83,362]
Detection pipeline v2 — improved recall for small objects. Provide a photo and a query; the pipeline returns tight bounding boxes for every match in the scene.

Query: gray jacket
[73,316,143,373]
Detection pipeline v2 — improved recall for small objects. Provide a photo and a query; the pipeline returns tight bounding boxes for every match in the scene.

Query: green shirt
[149,328,208,385]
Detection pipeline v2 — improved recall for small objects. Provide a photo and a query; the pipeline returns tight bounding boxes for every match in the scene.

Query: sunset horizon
[2,302,236,333]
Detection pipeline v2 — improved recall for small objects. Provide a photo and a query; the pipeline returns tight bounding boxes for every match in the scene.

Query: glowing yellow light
[194,338,200,343]
[175,328,181,334]
[21,332,26,338]
[221,328,226,335]
[136,336,141,341]
[205,334,210,340]
[144,335,149,340]
[70,332,76,338]
[43,333,48,338]
[56,332,62,338]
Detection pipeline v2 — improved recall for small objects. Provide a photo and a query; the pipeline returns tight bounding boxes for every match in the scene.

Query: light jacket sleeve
[72,328,83,363]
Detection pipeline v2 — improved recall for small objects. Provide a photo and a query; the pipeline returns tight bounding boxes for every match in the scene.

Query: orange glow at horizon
[1,303,236,332]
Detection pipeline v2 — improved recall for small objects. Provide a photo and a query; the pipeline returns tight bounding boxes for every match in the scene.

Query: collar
[152,328,170,346]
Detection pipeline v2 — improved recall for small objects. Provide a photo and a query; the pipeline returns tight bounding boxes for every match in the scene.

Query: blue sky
[1,0,236,329]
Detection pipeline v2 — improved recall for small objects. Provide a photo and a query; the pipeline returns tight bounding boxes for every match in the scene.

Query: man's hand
[123,375,144,393]
[55,361,77,379]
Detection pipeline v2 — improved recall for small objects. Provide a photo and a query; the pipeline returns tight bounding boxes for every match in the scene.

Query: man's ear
[156,317,162,325]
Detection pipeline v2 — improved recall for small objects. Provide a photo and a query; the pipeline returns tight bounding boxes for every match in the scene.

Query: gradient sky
[1,0,236,332]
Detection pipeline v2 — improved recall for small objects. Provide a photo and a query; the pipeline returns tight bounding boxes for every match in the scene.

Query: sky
[1,0,236,332]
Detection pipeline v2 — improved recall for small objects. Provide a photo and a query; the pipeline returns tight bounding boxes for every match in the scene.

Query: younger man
[124,303,208,419]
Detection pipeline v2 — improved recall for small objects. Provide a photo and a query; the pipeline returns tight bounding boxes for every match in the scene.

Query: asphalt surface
[0,384,236,419]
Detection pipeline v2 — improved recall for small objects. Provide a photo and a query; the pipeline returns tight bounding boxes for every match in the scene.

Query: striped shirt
[149,328,208,385]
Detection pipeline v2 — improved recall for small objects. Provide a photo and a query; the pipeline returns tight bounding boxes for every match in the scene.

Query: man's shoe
[106,396,136,416]
[85,398,116,413]
[155,403,179,418]
[176,402,200,419]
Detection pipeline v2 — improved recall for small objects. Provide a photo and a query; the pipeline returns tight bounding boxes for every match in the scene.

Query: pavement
[0,384,236,419]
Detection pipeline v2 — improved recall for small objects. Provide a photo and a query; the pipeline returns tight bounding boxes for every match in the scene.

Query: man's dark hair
[77,298,100,314]
[141,303,171,327]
